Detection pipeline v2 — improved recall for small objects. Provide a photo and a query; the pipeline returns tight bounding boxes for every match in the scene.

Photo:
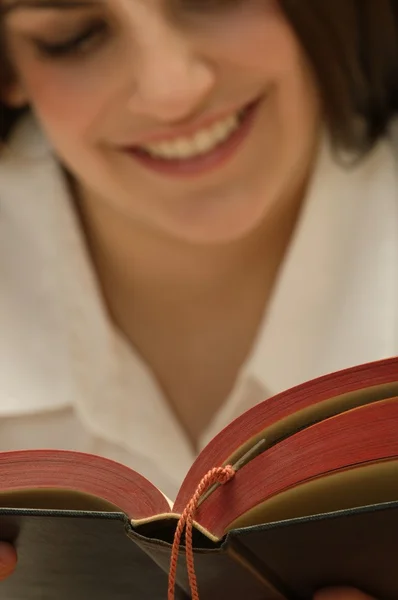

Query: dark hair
[1,0,398,152]
[280,0,398,150]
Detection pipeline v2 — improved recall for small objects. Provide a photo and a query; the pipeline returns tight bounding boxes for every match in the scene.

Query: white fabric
[0,114,397,499]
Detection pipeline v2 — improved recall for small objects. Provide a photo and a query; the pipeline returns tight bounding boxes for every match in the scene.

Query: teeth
[141,113,240,160]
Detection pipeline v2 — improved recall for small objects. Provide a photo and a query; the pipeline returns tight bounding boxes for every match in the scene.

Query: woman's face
[2,0,321,244]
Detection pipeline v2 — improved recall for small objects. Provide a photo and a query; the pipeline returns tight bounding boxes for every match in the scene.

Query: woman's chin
[161,202,270,246]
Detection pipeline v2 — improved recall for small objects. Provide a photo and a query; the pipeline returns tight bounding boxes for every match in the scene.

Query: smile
[121,97,263,178]
[140,111,242,160]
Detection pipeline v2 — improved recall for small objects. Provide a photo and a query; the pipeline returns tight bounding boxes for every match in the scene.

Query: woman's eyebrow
[0,0,98,17]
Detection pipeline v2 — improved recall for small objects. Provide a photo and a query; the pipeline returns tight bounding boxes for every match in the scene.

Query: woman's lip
[120,97,262,179]
[121,97,261,148]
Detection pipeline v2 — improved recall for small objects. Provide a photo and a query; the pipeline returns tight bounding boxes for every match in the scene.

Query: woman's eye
[34,22,108,59]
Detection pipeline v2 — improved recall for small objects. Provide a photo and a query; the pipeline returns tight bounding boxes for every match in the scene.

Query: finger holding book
[0,543,17,580]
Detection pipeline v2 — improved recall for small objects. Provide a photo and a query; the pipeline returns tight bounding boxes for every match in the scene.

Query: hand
[0,543,17,580]
[314,588,376,600]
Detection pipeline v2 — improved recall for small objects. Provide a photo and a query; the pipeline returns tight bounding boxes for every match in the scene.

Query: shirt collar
[243,134,398,397]
[0,115,195,482]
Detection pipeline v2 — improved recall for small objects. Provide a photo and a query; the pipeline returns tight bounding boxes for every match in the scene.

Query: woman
[0,0,397,596]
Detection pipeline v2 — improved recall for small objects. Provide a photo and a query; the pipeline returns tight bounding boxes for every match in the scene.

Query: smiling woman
[0,1,397,596]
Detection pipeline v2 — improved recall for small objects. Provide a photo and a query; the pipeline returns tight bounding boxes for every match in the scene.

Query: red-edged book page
[0,450,170,519]
[195,396,398,537]
[175,357,398,513]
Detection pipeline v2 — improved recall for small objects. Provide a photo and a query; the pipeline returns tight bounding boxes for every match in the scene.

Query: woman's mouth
[120,97,262,178]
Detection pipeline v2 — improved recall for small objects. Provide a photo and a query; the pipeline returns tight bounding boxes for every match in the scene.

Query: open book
[0,357,397,599]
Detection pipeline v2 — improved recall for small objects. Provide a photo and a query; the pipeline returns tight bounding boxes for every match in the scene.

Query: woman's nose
[127,27,216,123]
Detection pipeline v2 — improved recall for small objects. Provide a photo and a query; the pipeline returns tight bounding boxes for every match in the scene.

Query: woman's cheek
[199,11,302,76]
[16,65,101,138]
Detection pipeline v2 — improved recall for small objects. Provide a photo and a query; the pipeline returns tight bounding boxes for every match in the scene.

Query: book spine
[128,525,289,600]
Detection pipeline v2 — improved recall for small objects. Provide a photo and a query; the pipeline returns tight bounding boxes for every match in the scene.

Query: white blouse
[0,114,397,499]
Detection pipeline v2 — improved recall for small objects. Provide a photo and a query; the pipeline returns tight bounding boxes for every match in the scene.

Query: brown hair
[1,0,398,151]
[281,0,398,150]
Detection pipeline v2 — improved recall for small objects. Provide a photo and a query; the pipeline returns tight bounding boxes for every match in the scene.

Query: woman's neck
[71,177,305,446]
